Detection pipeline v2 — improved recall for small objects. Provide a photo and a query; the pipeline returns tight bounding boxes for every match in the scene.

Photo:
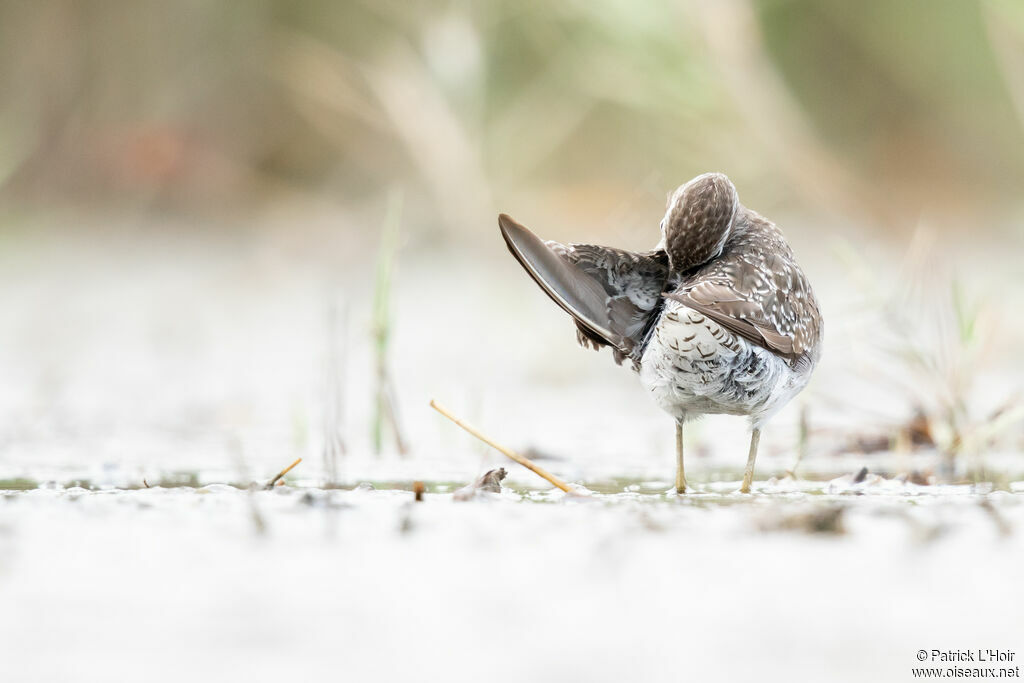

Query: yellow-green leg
[740,428,761,493]
[675,418,687,494]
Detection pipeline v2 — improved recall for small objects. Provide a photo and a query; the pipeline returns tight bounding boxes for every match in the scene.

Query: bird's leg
[740,428,761,493]
[675,417,687,494]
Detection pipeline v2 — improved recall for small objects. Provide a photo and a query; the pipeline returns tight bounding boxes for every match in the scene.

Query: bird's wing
[666,211,821,357]
[499,213,668,362]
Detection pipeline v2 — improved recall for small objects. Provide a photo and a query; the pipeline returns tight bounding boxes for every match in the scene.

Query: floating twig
[430,400,574,493]
[265,457,303,490]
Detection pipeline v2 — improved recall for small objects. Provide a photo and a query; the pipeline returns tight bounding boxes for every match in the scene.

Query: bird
[498,172,822,494]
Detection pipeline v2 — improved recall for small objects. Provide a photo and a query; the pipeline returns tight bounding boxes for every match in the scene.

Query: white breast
[638,300,804,425]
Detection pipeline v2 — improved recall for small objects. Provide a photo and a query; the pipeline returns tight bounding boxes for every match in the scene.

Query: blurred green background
[1,0,1024,484]
[2,0,1024,240]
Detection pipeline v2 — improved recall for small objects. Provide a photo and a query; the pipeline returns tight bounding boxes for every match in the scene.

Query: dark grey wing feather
[499,214,625,347]
[499,214,669,365]
[546,242,668,347]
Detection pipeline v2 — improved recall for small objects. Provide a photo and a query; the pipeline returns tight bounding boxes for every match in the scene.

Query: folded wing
[665,210,821,358]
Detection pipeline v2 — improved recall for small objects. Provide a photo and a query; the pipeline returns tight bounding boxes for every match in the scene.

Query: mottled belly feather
[638,301,800,425]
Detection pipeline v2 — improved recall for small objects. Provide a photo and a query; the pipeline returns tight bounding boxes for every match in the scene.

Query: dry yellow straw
[429,399,572,493]
[265,457,302,489]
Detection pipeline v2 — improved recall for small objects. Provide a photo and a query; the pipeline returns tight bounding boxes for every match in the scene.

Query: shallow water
[1,479,1022,682]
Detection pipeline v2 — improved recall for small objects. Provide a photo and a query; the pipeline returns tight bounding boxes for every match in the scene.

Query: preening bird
[499,172,822,493]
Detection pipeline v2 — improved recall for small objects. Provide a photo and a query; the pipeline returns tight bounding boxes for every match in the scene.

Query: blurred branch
[0,108,36,193]
[486,44,597,183]
[271,30,389,134]
[983,0,1024,133]
[372,188,408,456]
[690,0,872,218]
[361,42,493,232]
[321,293,348,485]
[272,28,493,233]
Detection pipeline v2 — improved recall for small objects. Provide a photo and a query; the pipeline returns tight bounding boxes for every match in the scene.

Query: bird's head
[659,172,739,272]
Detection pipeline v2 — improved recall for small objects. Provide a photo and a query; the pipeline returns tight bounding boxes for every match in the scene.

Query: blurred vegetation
[1,0,1023,237]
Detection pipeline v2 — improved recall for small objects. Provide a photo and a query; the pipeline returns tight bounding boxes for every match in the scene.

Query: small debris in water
[827,468,888,493]
[264,457,302,490]
[413,481,425,502]
[453,468,507,501]
[430,400,574,492]
[903,470,931,486]
[758,505,846,535]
